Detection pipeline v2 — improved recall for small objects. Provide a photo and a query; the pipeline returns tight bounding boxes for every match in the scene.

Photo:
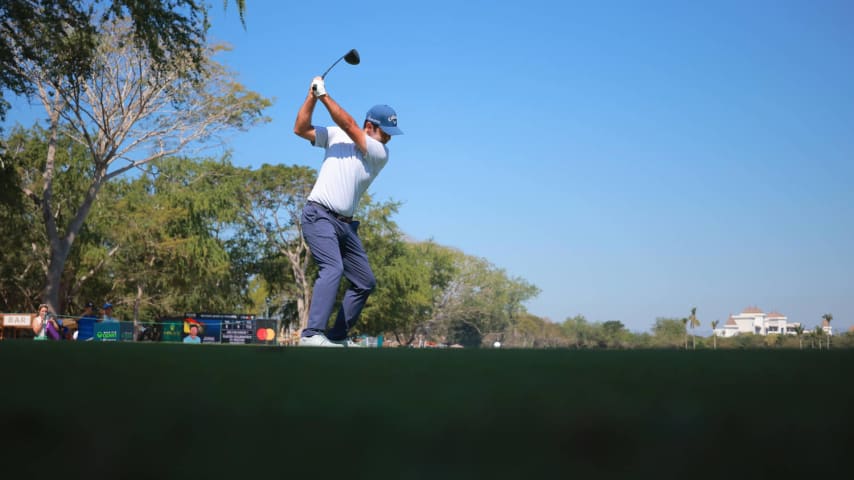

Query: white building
[715,306,802,338]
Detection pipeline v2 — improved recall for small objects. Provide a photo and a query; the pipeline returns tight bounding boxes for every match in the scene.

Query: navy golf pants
[301,202,376,340]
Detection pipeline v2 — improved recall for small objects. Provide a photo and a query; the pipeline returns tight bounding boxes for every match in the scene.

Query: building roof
[742,306,764,314]
[767,311,786,318]
[726,315,737,326]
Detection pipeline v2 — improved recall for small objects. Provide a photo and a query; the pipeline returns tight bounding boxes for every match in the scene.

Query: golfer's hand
[311,76,327,97]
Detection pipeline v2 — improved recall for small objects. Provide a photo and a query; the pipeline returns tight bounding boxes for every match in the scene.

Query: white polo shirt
[306,126,389,217]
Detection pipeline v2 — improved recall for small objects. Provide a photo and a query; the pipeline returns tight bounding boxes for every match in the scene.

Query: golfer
[294,76,402,347]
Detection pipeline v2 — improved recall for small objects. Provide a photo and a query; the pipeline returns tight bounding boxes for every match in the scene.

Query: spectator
[55,311,74,340]
[183,324,202,344]
[76,302,98,341]
[102,303,119,323]
[32,304,60,341]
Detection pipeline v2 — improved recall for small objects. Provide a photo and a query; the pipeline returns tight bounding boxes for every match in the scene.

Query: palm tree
[711,320,719,350]
[814,325,823,350]
[822,313,833,349]
[794,325,804,350]
[688,307,701,350]
[681,317,688,350]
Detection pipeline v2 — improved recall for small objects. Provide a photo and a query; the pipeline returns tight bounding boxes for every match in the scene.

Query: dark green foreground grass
[2,342,852,479]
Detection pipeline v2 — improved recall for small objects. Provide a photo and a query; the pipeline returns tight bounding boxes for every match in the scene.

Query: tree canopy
[0,0,247,126]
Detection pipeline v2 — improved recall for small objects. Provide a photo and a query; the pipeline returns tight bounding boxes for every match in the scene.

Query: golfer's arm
[294,93,317,143]
[319,95,367,154]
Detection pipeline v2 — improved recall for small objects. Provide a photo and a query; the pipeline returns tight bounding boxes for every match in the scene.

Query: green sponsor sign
[94,323,119,341]
[93,322,134,341]
[161,322,182,342]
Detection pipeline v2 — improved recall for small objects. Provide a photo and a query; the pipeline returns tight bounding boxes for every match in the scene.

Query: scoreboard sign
[221,318,254,344]
[184,313,255,344]
[2,314,32,327]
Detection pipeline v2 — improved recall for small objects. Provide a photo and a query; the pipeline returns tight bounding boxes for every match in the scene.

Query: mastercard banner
[253,319,279,345]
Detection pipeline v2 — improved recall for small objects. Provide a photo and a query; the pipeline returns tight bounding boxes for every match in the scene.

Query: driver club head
[321,48,361,79]
[344,49,360,65]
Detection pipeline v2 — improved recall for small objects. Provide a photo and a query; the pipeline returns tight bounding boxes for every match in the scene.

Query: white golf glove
[311,77,327,97]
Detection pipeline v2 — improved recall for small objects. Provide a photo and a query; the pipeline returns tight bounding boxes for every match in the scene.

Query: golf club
[321,48,360,79]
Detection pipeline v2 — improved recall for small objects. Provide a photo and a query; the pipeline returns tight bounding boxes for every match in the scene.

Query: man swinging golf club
[294,74,403,347]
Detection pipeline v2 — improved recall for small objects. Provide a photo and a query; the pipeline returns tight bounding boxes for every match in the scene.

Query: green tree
[561,315,592,349]
[431,253,539,346]
[513,314,552,348]
[0,147,44,312]
[653,318,686,348]
[3,124,110,313]
[794,324,805,350]
[360,240,434,345]
[601,320,628,348]
[711,320,719,350]
[0,1,247,127]
[10,18,269,314]
[813,326,824,350]
[681,317,689,349]
[103,157,246,323]
[233,163,316,330]
[352,197,415,340]
[688,307,700,350]
[822,313,833,349]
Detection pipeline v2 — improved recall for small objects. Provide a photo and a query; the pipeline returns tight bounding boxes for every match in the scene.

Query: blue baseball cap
[365,105,403,136]
[103,302,113,309]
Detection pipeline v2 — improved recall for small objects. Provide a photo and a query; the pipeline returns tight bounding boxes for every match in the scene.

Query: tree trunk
[40,109,106,315]
[40,109,64,314]
[133,283,143,341]
[43,242,71,315]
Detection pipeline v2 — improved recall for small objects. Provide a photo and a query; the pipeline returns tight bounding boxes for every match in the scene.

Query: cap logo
[388,114,397,126]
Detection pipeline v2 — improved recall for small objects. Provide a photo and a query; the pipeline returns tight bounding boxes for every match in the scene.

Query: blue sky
[6,1,853,334]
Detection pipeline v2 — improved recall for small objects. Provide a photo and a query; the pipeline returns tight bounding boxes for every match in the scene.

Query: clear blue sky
[7,1,853,334]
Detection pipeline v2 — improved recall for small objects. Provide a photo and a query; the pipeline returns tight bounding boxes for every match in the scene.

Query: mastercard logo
[255,328,275,341]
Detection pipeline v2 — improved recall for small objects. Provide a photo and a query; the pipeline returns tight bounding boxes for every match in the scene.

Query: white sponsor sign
[2,314,33,327]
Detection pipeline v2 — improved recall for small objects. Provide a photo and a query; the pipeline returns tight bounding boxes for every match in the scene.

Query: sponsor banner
[94,322,134,342]
[183,313,254,344]
[253,319,279,345]
[2,314,32,327]
[161,321,183,342]
[222,318,254,344]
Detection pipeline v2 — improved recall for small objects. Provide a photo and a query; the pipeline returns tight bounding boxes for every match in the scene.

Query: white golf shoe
[329,337,363,348]
[299,334,344,348]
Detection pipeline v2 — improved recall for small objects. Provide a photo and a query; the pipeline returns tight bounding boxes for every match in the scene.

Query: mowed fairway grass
[2,342,852,479]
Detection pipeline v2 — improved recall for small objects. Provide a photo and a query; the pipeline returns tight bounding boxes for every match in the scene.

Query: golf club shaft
[321,55,346,79]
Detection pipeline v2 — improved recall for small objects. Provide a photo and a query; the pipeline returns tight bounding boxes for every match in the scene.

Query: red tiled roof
[767,311,785,318]
[726,315,737,326]
[742,306,764,314]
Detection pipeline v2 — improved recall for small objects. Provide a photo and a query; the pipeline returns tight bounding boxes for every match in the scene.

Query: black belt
[307,201,353,223]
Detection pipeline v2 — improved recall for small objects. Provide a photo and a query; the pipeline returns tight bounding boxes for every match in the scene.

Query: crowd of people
[30,301,120,341]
